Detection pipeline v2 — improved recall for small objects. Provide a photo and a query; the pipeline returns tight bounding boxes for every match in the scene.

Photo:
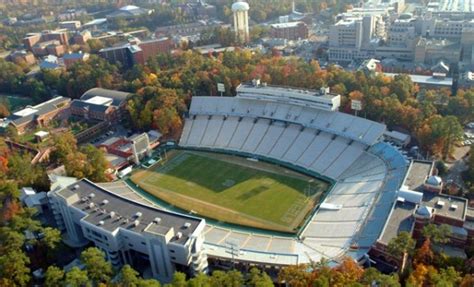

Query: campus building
[70,88,130,123]
[369,160,474,271]
[48,179,208,282]
[269,22,309,41]
[5,96,71,134]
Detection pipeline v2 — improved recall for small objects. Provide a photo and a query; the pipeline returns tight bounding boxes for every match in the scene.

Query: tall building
[231,1,250,43]
[48,179,208,283]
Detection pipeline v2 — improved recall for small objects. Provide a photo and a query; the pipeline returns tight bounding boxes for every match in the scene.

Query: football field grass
[131,150,329,233]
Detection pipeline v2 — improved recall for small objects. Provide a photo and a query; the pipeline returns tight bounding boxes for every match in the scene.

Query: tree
[39,226,61,250]
[388,231,416,258]
[0,103,9,117]
[44,266,65,287]
[80,144,109,182]
[117,264,140,287]
[430,116,464,159]
[331,257,364,286]
[246,268,273,287]
[360,268,400,287]
[0,250,31,287]
[65,267,90,287]
[413,239,434,266]
[171,272,187,287]
[80,247,113,284]
[278,264,310,287]
[187,273,210,287]
[422,224,451,244]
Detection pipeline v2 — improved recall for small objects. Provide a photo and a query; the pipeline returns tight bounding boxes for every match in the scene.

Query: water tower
[231,1,250,43]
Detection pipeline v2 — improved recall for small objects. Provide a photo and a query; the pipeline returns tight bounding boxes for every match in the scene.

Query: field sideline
[131,150,329,233]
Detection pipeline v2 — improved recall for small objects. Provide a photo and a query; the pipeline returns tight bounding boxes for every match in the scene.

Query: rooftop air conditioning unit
[153,217,161,224]
[184,222,191,229]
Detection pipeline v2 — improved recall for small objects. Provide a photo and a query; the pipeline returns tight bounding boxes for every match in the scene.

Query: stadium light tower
[232,1,250,43]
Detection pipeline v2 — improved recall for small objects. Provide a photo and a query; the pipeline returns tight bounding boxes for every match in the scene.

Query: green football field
[131,150,329,233]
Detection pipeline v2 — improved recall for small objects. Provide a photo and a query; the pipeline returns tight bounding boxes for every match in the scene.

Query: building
[135,38,175,63]
[23,30,69,50]
[155,21,228,39]
[59,21,81,31]
[231,1,250,43]
[47,179,208,282]
[6,96,71,134]
[383,130,411,147]
[72,30,92,45]
[70,88,130,123]
[83,18,108,32]
[270,22,308,41]
[369,160,473,272]
[236,79,341,111]
[107,5,153,20]
[7,50,36,65]
[63,52,90,69]
[99,44,142,68]
[99,38,174,68]
[384,72,453,89]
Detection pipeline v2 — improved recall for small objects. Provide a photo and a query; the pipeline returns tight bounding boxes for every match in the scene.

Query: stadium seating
[162,96,409,265]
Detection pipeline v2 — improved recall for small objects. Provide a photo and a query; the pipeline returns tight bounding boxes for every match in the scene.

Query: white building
[231,1,250,43]
[48,179,208,283]
[236,80,341,111]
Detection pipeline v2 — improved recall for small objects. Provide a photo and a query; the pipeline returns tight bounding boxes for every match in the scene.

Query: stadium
[117,80,409,267]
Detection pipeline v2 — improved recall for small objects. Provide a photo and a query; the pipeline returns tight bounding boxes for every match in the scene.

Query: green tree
[80,247,113,284]
[187,273,210,287]
[171,271,187,287]
[80,144,109,182]
[422,224,451,244]
[117,264,140,287]
[39,226,62,250]
[388,231,416,258]
[65,267,90,287]
[44,265,65,287]
[430,116,464,159]
[246,268,273,287]
[0,250,31,287]
[360,267,400,287]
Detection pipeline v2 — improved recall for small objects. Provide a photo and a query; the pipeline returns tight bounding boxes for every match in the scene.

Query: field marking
[138,180,290,231]
[131,150,329,232]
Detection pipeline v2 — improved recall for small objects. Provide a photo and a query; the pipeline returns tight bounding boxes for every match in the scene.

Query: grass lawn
[131,150,329,233]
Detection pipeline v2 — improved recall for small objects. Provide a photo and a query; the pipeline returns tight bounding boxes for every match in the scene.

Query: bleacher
[172,95,410,265]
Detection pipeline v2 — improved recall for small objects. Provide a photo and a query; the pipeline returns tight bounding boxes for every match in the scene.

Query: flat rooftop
[57,179,203,245]
[270,22,304,28]
[380,201,416,244]
[404,160,432,191]
[237,83,339,102]
[422,193,467,221]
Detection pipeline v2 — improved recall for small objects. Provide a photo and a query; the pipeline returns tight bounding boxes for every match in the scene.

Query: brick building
[6,96,71,134]
[270,21,309,41]
[70,88,130,123]
[369,160,473,272]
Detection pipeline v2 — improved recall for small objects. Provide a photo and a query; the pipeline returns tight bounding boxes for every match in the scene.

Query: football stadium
[117,81,409,267]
